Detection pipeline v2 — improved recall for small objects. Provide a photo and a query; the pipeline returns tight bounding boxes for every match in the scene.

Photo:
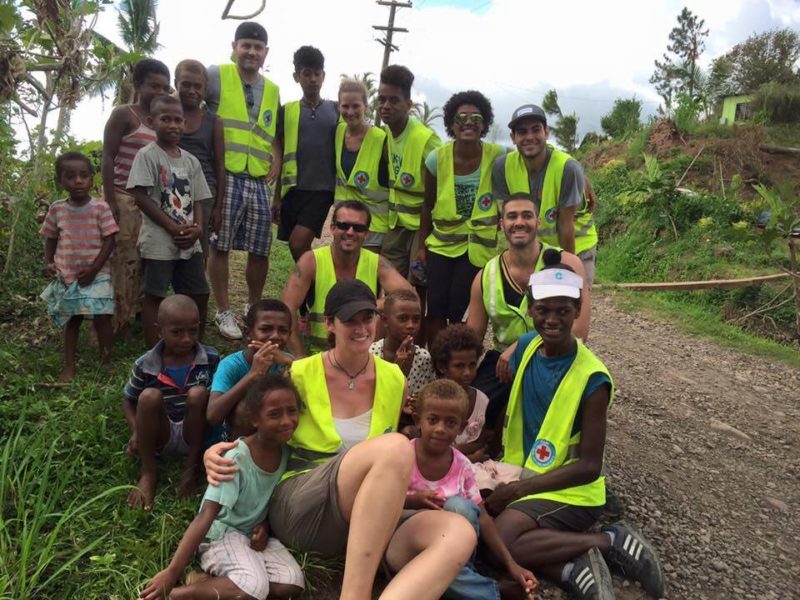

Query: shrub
[752,82,800,123]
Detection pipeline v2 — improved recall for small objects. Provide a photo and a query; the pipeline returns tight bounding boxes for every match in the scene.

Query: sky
[37,0,800,145]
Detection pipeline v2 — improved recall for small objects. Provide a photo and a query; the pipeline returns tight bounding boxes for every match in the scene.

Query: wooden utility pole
[373,0,411,125]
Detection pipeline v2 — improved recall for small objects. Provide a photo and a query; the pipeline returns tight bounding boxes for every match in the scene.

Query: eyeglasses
[454,112,484,126]
[244,84,254,108]
[334,220,369,233]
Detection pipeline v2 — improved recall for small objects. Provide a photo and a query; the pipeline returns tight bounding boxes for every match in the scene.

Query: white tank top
[333,409,373,450]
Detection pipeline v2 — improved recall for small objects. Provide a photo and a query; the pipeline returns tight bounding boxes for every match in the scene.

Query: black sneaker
[565,547,615,599]
[603,523,665,598]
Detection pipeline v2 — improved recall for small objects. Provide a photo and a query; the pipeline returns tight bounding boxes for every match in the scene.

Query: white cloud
[28,0,800,144]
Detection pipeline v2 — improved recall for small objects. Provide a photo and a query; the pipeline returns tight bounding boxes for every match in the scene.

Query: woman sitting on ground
[205,279,477,599]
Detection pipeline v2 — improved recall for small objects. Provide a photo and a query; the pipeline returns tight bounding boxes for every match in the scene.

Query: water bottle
[410,259,428,286]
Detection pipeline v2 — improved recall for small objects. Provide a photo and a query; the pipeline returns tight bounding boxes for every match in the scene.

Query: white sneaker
[215,309,242,339]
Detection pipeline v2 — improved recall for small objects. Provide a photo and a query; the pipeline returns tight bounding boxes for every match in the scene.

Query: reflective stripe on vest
[280,101,300,196]
[502,335,614,506]
[334,122,390,233]
[283,353,404,479]
[426,141,504,267]
[307,246,379,354]
[480,243,557,349]
[503,147,598,254]
[386,117,438,231]
[217,64,279,178]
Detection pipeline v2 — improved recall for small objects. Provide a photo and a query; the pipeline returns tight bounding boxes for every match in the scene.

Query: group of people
[38,19,666,600]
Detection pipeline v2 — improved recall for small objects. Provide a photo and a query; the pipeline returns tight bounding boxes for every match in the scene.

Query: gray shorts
[364,231,385,249]
[141,254,209,298]
[381,227,423,285]
[578,247,596,289]
[198,532,304,600]
[268,452,349,557]
[508,498,603,532]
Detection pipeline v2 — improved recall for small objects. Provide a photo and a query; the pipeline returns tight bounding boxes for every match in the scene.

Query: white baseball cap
[529,268,583,300]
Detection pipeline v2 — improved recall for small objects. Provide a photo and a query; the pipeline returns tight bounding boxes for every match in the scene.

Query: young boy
[405,379,537,600]
[101,58,170,333]
[274,46,339,263]
[175,59,225,258]
[127,94,212,347]
[123,294,219,511]
[207,299,294,438]
[370,288,435,397]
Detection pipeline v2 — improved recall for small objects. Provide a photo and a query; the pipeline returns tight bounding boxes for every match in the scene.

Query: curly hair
[174,59,207,83]
[442,90,494,138]
[416,379,469,421]
[242,373,302,424]
[55,151,93,181]
[244,299,291,329]
[430,323,483,374]
[293,45,325,71]
[380,65,414,99]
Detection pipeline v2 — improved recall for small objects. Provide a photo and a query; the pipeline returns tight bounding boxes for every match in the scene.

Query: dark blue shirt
[510,332,611,460]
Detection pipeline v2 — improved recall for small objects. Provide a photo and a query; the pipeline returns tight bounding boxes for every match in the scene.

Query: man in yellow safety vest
[485,251,664,600]
[205,22,280,340]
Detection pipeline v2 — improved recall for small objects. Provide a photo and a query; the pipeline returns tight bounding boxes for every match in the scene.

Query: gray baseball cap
[508,104,547,130]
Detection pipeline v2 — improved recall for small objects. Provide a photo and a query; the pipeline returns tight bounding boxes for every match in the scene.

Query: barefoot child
[127,94,213,347]
[207,299,294,439]
[123,294,219,510]
[405,379,538,600]
[140,374,305,600]
[40,152,119,382]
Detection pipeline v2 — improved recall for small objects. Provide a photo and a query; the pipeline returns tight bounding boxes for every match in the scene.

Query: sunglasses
[244,83,254,108]
[455,112,484,126]
[334,220,369,233]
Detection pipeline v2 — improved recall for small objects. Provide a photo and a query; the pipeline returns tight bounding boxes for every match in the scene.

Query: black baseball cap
[324,280,378,321]
[234,22,268,43]
[508,104,547,130]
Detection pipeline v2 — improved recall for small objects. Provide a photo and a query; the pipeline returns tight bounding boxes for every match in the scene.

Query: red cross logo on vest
[531,439,556,467]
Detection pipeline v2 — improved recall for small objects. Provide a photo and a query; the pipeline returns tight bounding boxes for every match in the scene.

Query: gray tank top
[179,111,216,190]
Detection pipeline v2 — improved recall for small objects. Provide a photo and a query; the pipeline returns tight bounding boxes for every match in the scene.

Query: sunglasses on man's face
[334,220,369,233]
[454,112,484,126]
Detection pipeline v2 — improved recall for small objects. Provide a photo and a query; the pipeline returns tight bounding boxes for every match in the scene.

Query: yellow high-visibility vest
[503,147,598,254]
[481,242,558,350]
[217,64,279,178]
[386,117,438,231]
[283,352,404,479]
[426,141,505,267]
[502,335,614,506]
[334,122,389,233]
[306,246,379,353]
[279,100,300,197]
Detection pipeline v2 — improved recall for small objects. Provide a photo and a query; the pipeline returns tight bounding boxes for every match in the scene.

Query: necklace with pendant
[303,98,322,120]
[329,351,370,390]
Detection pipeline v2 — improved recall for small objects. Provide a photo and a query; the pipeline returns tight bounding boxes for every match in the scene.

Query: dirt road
[586,294,799,599]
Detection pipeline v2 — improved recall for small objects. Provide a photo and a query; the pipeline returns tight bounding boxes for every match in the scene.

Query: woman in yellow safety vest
[203,280,476,599]
[417,90,505,345]
[484,249,665,600]
[335,79,390,252]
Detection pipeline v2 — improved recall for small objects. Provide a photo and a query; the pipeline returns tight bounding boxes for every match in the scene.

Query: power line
[373,1,412,125]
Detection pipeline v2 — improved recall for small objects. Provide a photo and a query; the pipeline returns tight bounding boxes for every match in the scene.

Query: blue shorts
[211,172,272,256]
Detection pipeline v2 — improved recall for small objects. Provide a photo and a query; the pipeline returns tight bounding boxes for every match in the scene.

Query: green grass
[609,290,800,368]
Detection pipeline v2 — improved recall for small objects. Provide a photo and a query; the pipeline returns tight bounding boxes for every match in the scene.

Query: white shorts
[160,419,189,456]
[198,532,304,600]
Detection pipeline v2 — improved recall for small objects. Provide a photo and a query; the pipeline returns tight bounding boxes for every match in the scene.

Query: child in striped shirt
[40,152,119,382]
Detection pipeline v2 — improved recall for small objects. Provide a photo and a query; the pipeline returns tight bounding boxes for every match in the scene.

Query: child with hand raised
[207,300,294,439]
[140,374,305,600]
[405,379,538,600]
[40,152,118,382]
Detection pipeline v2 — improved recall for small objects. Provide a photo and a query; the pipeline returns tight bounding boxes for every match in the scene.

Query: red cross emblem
[531,439,556,467]
[536,444,551,461]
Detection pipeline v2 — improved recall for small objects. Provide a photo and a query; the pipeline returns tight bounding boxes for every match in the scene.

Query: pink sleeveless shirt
[113,106,156,189]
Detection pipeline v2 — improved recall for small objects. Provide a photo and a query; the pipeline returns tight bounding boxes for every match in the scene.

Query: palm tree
[411,101,442,127]
[114,0,160,104]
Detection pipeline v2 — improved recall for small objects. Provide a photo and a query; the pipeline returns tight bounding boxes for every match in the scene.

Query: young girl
[40,152,118,382]
[405,379,537,600]
[140,374,305,600]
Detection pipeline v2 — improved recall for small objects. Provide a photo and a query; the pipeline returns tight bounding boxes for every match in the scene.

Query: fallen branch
[676,145,705,188]
[759,144,800,156]
[595,272,790,291]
